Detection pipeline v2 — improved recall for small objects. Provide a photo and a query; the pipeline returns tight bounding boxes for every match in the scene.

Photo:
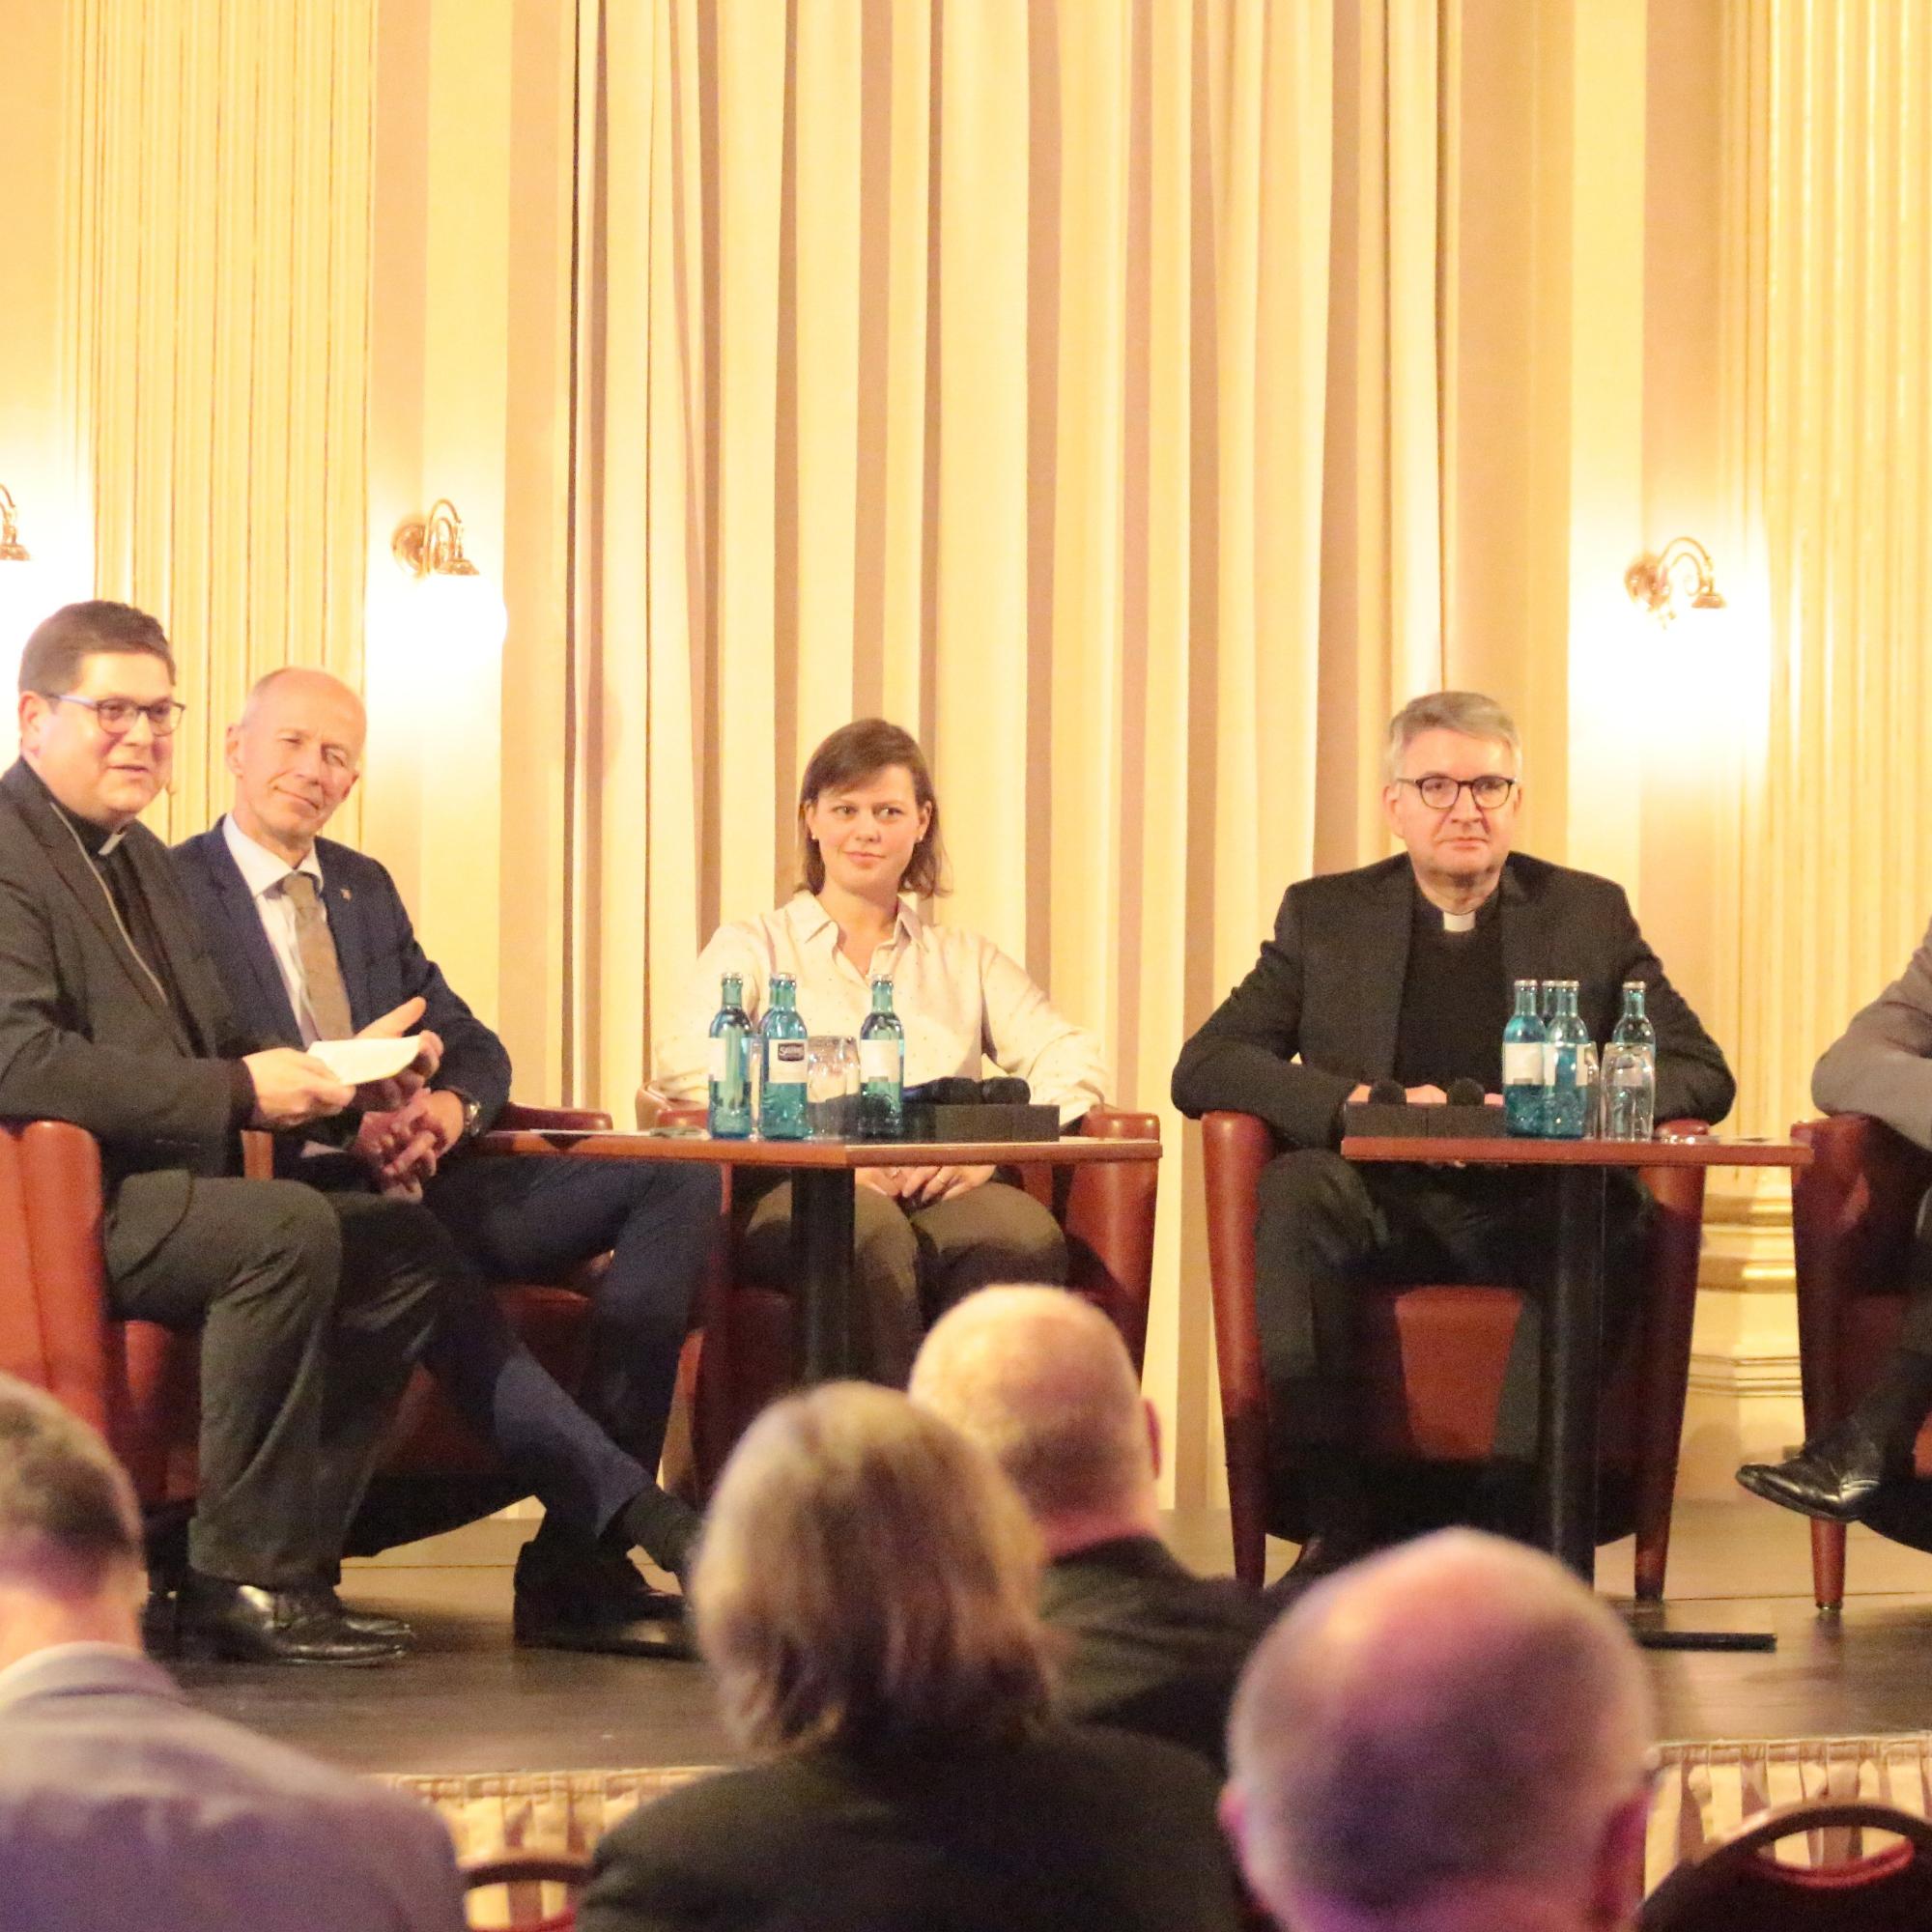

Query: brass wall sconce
[392,497,481,581]
[0,486,29,563]
[1624,536,1724,625]
[390,497,507,654]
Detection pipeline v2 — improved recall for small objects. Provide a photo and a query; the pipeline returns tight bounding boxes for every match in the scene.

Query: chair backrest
[462,1847,592,1931]
[1639,1799,1932,1931]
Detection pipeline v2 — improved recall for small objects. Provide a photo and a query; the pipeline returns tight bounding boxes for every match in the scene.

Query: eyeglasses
[43,693,187,737]
[1395,773,1517,811]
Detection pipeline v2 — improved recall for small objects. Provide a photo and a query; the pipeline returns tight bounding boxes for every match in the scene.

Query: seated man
[1222,1529,1656,1932]
[0,602,461,1664]
[0,1373,466,1931]
[1172,691,1734,1568]
[1739,917,1932,1519]
[174,667,721,1649]
[909,1285,1268,1770]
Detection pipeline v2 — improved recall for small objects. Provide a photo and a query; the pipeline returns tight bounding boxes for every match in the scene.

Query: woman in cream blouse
[656,719,1109,1384]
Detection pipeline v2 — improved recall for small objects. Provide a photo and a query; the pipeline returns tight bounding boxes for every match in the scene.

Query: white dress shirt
[655,893,1110,1123]
[221,812,328,1045]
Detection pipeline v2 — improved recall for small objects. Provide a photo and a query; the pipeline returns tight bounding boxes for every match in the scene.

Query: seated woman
[655,718,1108,1384]
[578,1383,1243,1932]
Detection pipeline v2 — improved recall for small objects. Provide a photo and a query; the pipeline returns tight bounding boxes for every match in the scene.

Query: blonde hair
[693,1382,1054,1753]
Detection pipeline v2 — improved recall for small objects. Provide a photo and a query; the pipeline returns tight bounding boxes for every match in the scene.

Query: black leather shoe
[178,1570,408,1665]
[1736,1419,1899,1523]
[291,1581,414,1646]
[513,1540,694,1658]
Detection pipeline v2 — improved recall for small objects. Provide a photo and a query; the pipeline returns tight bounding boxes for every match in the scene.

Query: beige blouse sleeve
[973,935,1111,1123]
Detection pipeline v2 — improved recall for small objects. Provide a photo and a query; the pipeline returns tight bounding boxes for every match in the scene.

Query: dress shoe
[1736,1417,1899,1523]
[177,1570,408,1665]
[1260,1526,1393,1613]
[513,1539,694,1659]
[291,1581,414,1646]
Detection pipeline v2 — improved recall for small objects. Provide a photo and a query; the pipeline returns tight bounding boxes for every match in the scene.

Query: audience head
[1380,691,1522,902]
[225,666,367,864]
[17,601,181,829]
[797,718,947,901]
[1224,1529,1654,1932]
[0,1374,146,1672]
[909,1285,1159,1555]
[693,1380,1052,1754]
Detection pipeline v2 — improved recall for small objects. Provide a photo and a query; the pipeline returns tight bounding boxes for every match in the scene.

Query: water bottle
[757,973,809,1140]
[707,973,753,1139]
[858,977,905,1138]
[1501,979,1548,1137]
[1544,980,1591,1140]
[1602,980,1658,1141]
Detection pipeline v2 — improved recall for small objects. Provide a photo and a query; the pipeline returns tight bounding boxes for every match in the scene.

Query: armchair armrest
[1201,1112,1273,1419]
[1060,1108,1160,1368]
[495,1101,615,1132]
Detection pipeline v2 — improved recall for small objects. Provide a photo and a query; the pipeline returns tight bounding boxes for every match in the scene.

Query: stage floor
[179,1501,1932,1778]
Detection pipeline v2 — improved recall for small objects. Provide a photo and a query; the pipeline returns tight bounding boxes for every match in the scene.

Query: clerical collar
[24,764,128,858]
[1415,880,1499,935]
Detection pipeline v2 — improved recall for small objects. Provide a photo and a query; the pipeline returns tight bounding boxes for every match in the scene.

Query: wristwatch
[447,1089,484,1140]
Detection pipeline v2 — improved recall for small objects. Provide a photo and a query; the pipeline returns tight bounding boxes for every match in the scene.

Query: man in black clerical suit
[0,601,458,1664]
[1172,691,1735,1567]
[911,1286,1267,1769]
[173,667,720,1650]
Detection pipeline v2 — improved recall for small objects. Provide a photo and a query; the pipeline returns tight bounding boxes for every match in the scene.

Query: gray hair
[1227,1531,1653,1918]
[0,1374,143,1593]
[1384,691,1522,782]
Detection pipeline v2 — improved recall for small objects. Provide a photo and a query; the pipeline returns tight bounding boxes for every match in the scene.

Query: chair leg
[1632,1515,1669,1603]
[1225,1416,1270,1592]
[1810,1517,1846,1612]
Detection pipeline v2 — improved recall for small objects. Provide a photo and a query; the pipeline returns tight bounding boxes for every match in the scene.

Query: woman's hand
[901,1163,995,1206]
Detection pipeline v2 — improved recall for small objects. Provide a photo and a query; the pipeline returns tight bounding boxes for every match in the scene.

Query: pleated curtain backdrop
[569,0,1441,1497]
[60,0,374,843]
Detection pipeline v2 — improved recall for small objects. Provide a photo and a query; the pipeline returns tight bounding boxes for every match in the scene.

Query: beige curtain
[60,0,374,842]
[1731,0,1932,1137]
[571,0,1444,1498]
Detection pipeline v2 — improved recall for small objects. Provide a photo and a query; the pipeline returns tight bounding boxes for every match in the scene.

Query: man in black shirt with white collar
[1172,692,1735,1569]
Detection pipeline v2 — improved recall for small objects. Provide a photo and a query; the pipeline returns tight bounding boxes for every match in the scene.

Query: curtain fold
[575,0,1440,1498]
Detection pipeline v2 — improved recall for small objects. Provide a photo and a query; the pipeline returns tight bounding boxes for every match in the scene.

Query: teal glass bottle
[706,973,753,1139]
[1544,980,1591,1140]
[757,973,809,1140]
[858,977,905,1138]
[1501,978,1548,1138]
[1602,980,1658,1141]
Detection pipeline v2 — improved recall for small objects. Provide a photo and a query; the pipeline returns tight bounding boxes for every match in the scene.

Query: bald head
[909,1286,1156,1548]
[225,667,366,865]
[1226,1531,1654,1932]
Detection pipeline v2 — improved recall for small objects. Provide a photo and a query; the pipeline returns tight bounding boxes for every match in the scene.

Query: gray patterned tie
[281,871,354,1040]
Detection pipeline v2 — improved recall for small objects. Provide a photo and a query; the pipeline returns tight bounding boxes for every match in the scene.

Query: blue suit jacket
[172,822,512,1138]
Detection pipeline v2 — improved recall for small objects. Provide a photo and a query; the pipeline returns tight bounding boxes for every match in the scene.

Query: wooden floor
[179,1500,1932,1778]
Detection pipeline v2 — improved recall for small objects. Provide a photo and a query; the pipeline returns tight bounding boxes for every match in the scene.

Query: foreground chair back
[1639,1799,1932,1929]
[1202,1110,1709,1593]
[1788,1112,1932,1609]
[463,1846,592,1931]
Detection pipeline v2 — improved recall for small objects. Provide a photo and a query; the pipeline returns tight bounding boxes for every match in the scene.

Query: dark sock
[619,1485,701,1578]
[1296,1449,1378,1548]
[1851,1350,1932,1456]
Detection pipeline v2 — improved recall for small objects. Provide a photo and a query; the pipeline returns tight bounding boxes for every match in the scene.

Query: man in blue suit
[175,668,719,1653]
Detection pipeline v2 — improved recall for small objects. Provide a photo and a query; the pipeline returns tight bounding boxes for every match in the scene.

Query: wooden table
[1341,1135,1812,1591]
[475,1128,1161,1380]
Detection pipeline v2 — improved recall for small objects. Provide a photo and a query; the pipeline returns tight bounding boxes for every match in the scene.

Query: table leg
[790,1167,858,1383]
[1538,1164,1606,1580]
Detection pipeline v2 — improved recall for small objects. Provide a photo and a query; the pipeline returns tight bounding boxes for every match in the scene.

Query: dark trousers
[1897,1183,1932,1358]
[108,1180,453,1588]
[1251,1151,1651,1526]
[422,1152,721,1486]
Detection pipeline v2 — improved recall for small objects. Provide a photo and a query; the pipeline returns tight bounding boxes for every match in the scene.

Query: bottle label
[860,1038,900,1082]
[1502,1043,1542,1086]
[768,1040,807,1084]
[709,1037,739,1083]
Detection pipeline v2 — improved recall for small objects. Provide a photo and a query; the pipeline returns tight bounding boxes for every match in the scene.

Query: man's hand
[353,1088,467,1190]
[243,1048,355,1129]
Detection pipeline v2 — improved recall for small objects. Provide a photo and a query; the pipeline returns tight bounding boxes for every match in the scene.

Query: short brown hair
[0,1373,143,1595]
[18,601,177,696]
[694,1382,1053,1754]
[796,719,948,898]
[1384,690,1520,782]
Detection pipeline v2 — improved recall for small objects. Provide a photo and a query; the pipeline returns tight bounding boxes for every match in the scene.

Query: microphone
[1446,1077,1487,1107]
[925,1077,980,1106]
[1367,1080,1408,1105]
[980,1077,1031,1105]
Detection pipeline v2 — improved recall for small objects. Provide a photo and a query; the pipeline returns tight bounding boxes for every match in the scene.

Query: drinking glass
[805,1036,861,1139]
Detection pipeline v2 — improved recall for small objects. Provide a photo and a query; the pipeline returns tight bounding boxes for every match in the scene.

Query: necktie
[281,871,354,1041]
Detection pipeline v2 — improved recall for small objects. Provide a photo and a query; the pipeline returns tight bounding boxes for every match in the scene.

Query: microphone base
[1341,1102,1510,1140]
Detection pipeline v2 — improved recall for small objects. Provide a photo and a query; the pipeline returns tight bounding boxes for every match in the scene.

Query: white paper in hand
[308,1036,424,1086]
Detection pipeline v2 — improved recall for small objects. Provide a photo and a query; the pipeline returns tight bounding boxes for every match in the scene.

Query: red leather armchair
[1202,1110,1710,1595]
[1787,1112,1932,1610]
[0,1106,629,1557]
[654,1104,1163,1492]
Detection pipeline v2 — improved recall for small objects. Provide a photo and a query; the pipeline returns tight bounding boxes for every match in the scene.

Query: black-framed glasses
[1395,773,1517,811]
[43,693,187,737]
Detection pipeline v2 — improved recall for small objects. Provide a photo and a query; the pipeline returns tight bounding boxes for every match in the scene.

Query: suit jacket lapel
[1496,857,1536,993]
[317,848,374,1031]
[1359,860,1415,1080]
[194,830,303,1044]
